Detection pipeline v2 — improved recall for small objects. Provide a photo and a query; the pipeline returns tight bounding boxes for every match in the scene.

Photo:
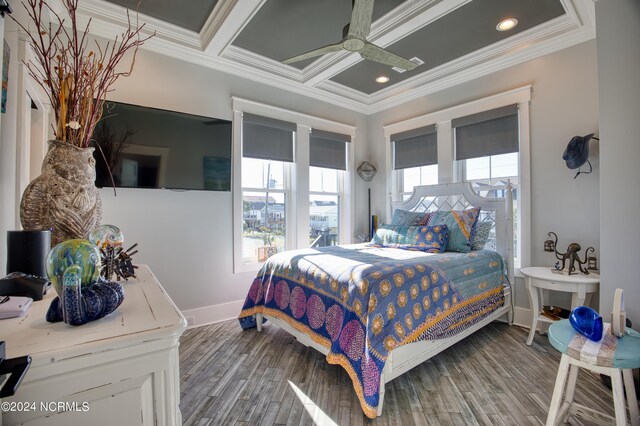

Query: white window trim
[383,86,532,275]
[309,167,344,245]
[232,97,356,274]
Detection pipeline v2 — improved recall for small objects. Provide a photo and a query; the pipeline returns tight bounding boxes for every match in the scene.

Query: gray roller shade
[243,113,295,162]
[391,125,437,170]
[310,129,350,170]
[454,105,519,161]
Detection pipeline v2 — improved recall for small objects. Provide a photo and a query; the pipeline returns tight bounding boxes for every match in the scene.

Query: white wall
[99,47,368,321]
[0,18,20,273]
[596,0,640,324]
[366,40,600,310]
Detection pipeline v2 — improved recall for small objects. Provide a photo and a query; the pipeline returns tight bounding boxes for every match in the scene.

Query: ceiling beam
[202,0,266,56]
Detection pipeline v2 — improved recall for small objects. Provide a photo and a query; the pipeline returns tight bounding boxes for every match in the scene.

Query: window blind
[453,105,519,161]
[391,124,437,170]
[310,129,350,171]
[243,113,296,163]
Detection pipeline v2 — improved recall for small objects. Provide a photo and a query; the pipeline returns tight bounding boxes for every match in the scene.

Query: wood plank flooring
[179,320,625,425]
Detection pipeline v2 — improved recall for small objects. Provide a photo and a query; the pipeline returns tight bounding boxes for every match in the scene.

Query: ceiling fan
[282,0,420,72]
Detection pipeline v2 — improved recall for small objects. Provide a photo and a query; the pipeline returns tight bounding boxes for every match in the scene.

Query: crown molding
[366,28,595,114]
[202,0,266,56]
[71,0,596,116]
[222,45,304,81]
[363,0,595,113]
[200,0,240,50]
[71,2,369,113]
[76,0,203,50]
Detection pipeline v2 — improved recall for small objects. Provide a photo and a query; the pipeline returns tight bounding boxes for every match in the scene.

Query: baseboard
[181,299,244,329]
[513,306,533,329]
[512,306,555,334]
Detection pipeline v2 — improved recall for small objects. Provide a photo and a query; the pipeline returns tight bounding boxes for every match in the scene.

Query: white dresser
[0,265,186,426]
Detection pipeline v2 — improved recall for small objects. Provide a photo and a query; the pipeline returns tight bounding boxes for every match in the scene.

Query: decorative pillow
[389,209,431,227]
[428,207,480,252]
[471,221,492,251]
[371,224,449,253]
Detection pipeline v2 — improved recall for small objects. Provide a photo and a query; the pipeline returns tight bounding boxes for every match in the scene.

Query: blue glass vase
[569,306,603,342]
[45,239,124,326]
[46,239,101,297]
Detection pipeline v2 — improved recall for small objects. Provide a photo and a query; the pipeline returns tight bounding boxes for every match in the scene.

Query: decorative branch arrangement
[11,0,154,148]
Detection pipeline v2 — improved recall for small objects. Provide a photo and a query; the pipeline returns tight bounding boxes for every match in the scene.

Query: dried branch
[11,0,154,147]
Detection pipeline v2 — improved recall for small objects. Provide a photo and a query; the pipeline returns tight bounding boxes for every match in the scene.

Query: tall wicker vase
[20,140,102,246]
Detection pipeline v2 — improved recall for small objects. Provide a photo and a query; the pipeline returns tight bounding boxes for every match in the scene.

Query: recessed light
[376,75,390,84]
[496,18,518,31]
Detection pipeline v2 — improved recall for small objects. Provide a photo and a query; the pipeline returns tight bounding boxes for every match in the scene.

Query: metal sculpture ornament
[544,231,596,275]
[88,225,138,281]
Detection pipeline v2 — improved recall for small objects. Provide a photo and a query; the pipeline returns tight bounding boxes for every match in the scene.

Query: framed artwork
[203,156,231,191]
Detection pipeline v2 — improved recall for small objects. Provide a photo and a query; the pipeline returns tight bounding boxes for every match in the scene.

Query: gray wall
[1,20,605,319]
[596,0,640,323]
[366,40,600,310]
[100,47,368,312]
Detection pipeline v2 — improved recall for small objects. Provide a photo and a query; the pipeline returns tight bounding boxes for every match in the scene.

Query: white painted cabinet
[0,265,186,425]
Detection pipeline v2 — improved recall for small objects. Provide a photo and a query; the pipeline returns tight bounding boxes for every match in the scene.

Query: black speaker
[6,230,51,278]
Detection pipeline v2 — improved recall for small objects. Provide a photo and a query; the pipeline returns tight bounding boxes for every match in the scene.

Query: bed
[238,182,514,418]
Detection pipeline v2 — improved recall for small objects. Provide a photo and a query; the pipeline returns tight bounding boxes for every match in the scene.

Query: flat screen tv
[93,101,232,191]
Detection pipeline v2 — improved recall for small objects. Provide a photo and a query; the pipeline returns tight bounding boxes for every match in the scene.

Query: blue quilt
[238,244,506,418]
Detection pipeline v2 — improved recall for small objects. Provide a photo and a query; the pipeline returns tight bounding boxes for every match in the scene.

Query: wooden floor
[179,320,623,425]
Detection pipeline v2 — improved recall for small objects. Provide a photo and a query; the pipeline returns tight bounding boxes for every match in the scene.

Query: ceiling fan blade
[348,0,374,40]
[282,43,344,65]
[360,42,419,71]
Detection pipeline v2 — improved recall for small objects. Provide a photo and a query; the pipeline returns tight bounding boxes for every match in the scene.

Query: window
[241,113,295,263]
[391,125,438,199]
[454,105,520,263]
[308,129,349,247]
[242,159,288,261]
[400,165,438,199]
[384,86,531,271]
[232,98,357,273]
[309,168,340,247]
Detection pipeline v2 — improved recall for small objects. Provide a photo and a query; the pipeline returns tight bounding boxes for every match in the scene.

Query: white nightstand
[521,266,599,346]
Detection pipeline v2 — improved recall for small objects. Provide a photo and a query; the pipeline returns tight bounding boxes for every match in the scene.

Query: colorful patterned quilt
[238,244,507,418]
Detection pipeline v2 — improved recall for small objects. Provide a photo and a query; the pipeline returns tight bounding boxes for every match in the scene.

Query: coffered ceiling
[82,0,596,114]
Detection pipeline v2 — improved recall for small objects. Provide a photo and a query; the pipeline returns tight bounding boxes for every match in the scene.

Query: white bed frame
[256,182,514,416]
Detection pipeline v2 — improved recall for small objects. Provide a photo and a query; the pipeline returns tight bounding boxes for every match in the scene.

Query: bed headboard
[391,182,514,288]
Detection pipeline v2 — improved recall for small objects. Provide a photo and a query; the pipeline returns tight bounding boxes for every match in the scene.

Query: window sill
[233,260,263,275]
[514,262,524,279]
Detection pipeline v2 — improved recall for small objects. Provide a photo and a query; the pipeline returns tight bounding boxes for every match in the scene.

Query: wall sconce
[544,231,595,275]
[357,161,377,182]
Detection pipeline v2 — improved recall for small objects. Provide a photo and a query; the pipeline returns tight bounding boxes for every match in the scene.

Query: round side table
[546,320,640,426]
[521,266,599,346]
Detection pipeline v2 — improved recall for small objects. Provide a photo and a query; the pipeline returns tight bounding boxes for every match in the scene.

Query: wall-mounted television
[93,101,232,191]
